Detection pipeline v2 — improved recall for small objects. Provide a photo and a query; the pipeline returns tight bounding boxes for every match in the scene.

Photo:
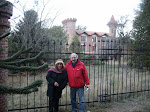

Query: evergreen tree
[69,35,83,58]
[0,32,48,94]
[12,9,49,52]
[48,25,67,52]
[132,0,150,69]
[35,25,67,64]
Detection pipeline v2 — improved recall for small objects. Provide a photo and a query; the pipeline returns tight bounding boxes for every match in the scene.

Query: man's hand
[86,85,90,88]
[85,85,90,92]
[54,82,59,87]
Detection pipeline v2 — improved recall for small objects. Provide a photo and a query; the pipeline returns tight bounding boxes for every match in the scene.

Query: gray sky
[8,0,141,33]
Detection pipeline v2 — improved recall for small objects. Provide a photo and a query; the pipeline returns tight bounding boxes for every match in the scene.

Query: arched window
[92,35,96,42]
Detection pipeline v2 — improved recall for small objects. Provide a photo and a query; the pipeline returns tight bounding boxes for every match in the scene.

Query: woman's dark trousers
[49,97,59,112]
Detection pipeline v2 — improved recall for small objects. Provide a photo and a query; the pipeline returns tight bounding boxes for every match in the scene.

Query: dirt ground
[59,97,150,112]
[85,98,150,112]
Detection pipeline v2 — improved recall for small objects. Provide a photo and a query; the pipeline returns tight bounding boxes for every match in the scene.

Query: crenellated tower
[62,18,77,45]
[107,15,118,37]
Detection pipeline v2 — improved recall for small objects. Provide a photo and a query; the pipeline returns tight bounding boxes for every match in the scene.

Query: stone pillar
[0,0,13,111]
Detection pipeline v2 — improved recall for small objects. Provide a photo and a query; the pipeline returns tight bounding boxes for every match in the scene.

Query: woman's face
[57,63,63,70]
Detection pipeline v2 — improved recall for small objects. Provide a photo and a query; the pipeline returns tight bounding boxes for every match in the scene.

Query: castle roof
[107,15,117,26]
[76,30,109,37]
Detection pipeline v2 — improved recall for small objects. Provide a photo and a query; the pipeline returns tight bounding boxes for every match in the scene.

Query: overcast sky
[8,0,142,33]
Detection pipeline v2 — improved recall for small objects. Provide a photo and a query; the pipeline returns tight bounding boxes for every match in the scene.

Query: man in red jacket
[65,53,90,112]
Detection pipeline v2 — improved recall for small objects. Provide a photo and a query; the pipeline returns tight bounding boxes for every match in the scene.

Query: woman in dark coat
[46,59,68,112]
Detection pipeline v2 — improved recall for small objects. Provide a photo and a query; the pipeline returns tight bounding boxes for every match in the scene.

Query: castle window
[92,35,96,42]
[81,34,87,41]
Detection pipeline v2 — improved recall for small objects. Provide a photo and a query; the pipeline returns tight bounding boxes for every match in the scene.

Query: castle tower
[107,15,118,37]
[62,18,77,45]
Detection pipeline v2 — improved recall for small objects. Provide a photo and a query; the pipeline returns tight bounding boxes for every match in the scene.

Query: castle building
[62,15,117,54]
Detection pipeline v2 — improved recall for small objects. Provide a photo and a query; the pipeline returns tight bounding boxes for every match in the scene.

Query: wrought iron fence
[8,39,150,111]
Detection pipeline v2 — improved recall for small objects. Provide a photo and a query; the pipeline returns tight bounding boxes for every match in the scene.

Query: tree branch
[0,80,43,94]
[3,51,44,65]
[0,63,48,71]
[0,32,10,40]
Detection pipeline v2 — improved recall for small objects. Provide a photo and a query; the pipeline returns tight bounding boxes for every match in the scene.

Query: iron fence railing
[8,39,150,111]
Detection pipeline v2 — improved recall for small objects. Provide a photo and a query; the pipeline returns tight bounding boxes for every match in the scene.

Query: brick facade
[0,0,13,111]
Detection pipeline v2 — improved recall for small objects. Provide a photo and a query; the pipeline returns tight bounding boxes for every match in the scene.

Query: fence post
[0,0,13,111]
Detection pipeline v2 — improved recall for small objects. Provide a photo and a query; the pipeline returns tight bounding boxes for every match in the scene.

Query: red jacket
[65,59,90,87]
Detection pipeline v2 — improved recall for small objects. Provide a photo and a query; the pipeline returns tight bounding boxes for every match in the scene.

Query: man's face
[71,55,77,63]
